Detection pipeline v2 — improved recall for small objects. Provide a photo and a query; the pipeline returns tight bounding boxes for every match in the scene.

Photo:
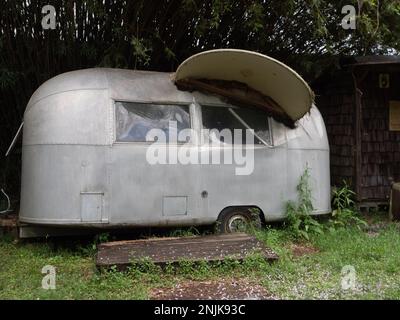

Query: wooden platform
[0,214,18,227]
[96,233,278,269]
[0,214,18,238]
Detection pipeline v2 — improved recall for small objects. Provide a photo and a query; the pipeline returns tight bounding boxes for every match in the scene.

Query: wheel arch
[217,205,266,226]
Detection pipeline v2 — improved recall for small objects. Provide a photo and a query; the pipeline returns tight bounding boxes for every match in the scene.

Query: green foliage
[2,220,400,299]
[79,232,110,256]
[285,167,324,240]
[286,201,325,240]
[285,171,368,240]
[164,47,176,61]
[96,232,110,243]
[131,36,152,68]
[129,257,161,276]
[0,68,20,89]
[333,181,356,210]
[177,259,197,275]
[246,209,263,233]
[328,181,368,231]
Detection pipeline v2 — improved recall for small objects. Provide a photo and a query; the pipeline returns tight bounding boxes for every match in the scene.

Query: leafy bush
[285,171,368,240]
[285,167,324,240]
[328,181,367,231]
[78,232,111,256]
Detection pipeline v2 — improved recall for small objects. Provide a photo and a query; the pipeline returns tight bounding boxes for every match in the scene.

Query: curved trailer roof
[174,49,314,125]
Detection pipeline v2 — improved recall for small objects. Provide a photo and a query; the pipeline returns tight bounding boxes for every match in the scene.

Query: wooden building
[314,56,400,205]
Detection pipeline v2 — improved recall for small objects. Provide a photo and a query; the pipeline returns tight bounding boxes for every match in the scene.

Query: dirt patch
[150,278,275,300]
[290,243,319,257]
[366,230,380,238]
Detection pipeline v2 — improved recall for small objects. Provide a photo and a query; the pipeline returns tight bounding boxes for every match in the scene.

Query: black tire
[216,207,262,233]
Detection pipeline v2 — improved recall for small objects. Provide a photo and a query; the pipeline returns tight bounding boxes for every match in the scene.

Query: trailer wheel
[216,207,262,233]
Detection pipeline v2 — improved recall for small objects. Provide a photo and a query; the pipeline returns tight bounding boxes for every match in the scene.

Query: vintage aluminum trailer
[18,49,330,237]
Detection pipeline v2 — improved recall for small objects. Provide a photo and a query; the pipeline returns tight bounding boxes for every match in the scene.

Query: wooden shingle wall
[316,72,355,189]
[359,70,400,201]
[316,65,400,203]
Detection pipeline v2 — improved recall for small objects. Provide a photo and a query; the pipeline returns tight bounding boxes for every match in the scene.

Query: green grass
[256,224,400,299]
[1,218,400,300]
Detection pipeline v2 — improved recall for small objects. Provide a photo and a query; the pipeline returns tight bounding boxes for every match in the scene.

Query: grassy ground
[1,213,399,300]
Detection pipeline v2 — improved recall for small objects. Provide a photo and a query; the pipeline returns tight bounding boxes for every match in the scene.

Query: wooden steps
[96,233,278,269]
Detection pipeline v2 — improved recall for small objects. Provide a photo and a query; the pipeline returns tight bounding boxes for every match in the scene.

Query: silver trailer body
[19,68,330,230]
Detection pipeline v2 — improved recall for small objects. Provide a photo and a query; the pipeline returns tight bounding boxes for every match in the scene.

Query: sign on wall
[379,73,390,89]
[389,101,400,131]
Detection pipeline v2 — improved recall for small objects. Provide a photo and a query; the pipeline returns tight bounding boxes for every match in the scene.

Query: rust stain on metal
[96,233,278,269]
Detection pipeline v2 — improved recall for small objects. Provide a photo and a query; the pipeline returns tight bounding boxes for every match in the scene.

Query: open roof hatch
[173,49,314,128]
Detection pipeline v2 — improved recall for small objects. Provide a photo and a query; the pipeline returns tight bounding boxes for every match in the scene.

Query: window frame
[113,100,195,145]
[198,103,274,147]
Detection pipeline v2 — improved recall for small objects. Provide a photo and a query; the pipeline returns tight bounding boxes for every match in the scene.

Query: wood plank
[96,233,278,269]
[0,215,18,227]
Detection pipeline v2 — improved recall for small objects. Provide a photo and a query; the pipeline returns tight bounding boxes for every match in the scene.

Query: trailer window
[201,105,271,145]
[115,102,191,142]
